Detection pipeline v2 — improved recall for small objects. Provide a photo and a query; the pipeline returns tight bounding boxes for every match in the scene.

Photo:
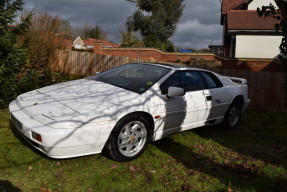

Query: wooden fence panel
[211,68,286,111]
[53,50,286,111]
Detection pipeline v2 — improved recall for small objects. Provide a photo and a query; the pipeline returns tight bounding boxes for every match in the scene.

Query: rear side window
[200,72,223,89]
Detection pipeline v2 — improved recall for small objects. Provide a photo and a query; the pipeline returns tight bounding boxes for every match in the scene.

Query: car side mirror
[166,87,185,99]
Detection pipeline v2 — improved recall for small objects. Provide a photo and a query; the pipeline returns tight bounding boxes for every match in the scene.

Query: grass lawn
[0,109,286,192]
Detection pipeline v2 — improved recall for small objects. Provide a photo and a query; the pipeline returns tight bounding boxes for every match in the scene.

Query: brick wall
[95,48,219,62]
[92,47,285,72]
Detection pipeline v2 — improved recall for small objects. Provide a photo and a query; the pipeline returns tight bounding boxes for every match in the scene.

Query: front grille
[11,113,23,131]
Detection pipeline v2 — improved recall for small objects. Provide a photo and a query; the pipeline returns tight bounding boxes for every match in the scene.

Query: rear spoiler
[224,76,247,84]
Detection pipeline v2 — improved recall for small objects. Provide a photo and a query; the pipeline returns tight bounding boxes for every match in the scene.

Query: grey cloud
[172,0,222,49]
[181,0,221,25]
[172,19,222,49]
[24,0,223,49]
[25,0,136,41]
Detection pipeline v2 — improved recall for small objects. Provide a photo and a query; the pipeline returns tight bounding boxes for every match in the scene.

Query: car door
[159,70,209,132]
[199,71,231,120]
[159,71,188,130]
[179,71,210,126]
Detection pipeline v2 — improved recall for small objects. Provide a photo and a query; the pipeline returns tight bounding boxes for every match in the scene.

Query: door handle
[206,96,212,101]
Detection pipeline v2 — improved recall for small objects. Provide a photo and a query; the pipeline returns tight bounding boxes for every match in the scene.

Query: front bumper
[9,101,115,159]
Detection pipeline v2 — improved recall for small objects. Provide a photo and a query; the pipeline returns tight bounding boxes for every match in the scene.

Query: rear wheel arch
[232,95,244,109]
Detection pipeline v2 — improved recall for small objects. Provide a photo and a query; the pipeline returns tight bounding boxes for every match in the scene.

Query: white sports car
[9,63,250,162]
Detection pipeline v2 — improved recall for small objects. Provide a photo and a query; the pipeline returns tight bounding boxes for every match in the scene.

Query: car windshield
[88,63,171,94]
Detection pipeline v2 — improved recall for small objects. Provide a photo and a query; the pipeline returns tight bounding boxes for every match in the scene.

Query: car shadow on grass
[154,135,287,192]
[193,110,287,171]
[0,180,22,192]
[154,110,287,192]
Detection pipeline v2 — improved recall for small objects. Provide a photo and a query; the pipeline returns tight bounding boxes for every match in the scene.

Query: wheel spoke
[134,131,143,140]
[133,141,139,149]
[126,144,133,153]
[123,126,131,137]
[130,124,140,133]
[119,139,129,146]
[119,144,128,150]
[120,132,129,140]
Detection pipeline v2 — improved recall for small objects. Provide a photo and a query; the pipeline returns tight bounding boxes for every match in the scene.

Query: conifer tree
[0,0,31,107]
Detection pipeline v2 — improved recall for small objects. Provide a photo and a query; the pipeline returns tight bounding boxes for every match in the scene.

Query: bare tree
[19,9,72,69]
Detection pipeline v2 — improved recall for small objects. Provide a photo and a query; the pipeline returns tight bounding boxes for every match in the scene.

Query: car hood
[16,79,140,121]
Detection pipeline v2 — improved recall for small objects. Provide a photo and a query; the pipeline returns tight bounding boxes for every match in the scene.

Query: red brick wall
[95,48,220,62]
[93,47,284,72]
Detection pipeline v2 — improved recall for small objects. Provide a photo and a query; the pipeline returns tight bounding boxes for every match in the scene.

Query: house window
[86,45,94,49]
[74,44,82,49]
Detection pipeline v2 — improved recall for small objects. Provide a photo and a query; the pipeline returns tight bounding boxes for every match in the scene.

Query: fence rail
[52,50,153,76]
[52,50,286,111]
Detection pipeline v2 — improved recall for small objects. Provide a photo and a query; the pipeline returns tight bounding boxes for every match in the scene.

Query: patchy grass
[0,109,287,192]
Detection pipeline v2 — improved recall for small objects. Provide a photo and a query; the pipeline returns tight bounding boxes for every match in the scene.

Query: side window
[201,72,223,89]
[180,71,206,92]
[160,72,180,94]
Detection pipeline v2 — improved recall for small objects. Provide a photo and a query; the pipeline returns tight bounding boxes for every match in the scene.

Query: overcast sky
[24,0,223,49]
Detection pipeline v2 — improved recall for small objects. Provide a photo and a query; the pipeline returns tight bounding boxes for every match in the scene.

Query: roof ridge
[228,10,257,12]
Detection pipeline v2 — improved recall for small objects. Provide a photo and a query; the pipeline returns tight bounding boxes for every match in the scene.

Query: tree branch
[275,0,287,18]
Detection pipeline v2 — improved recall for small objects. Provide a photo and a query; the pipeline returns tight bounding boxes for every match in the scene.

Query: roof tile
[227,10,279,30]
[83,38,120,48]
[222,0,248,14]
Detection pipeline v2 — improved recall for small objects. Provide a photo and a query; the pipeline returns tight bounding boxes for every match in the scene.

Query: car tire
[104,114,152,162]
[222,99,242,129]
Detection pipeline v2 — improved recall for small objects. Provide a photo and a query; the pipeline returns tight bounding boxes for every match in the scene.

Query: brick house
[221,0,282,59]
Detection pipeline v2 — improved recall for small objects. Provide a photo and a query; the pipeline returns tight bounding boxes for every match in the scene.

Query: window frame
[159,70,223,95]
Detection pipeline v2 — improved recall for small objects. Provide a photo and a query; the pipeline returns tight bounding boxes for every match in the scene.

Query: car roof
[135,62,207,71]
[127,62,201,70]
